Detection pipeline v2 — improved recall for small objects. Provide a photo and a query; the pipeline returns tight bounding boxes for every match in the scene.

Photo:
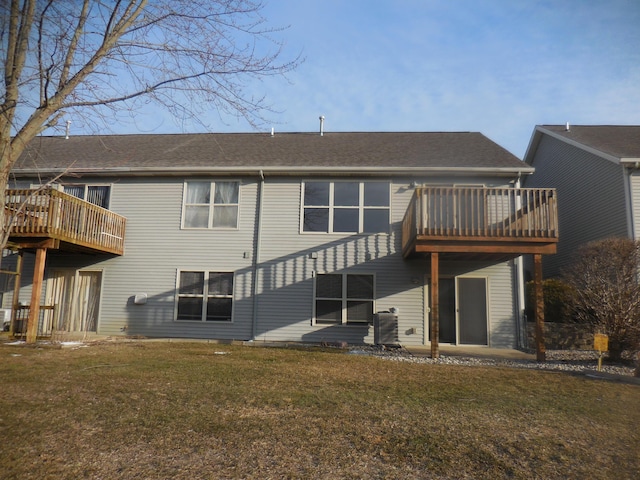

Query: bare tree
[564,237,640,361]
[1,0,299,249]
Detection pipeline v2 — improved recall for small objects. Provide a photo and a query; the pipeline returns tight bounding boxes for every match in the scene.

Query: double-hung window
[183,181,239,228]
[176,271,234,322]
[302,181,390,233]
[314,273,374,324]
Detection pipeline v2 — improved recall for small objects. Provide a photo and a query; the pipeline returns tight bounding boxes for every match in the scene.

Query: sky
[84,0,640,159]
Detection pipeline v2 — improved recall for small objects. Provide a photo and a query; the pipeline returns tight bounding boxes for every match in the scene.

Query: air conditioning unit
[0,309,12,331]
[373,312,399,346]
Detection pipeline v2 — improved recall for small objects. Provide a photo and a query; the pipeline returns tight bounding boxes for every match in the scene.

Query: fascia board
[523,127,544,165]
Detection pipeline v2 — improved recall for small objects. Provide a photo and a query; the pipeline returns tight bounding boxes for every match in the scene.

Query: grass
[1,341,639,479]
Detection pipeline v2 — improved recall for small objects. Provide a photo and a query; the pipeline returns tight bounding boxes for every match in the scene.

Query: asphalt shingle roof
[539,125,640,159]
[14,132,528,173]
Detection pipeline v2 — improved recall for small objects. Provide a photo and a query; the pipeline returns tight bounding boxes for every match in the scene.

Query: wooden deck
[401,186,558,260]
[5,188,126,255]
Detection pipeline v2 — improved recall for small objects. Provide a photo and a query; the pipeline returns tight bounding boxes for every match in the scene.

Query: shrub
[525,278,573,324]
[563,237,640,361]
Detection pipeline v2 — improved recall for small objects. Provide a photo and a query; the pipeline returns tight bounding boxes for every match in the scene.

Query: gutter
[619,157,640,167]
[623,163,637,239]
[12,165,535,178]
[512,177,527,349]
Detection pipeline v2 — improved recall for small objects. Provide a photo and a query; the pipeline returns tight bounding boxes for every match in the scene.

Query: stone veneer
[526,322,593,350]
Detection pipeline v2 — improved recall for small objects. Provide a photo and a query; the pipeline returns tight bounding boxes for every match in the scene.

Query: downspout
[513,176,527,349]
[250,170,265,341]
[623,163,637,239]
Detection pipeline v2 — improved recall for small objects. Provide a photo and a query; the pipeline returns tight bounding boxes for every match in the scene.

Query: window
[183,181,239,228]
[63,185,110,209]
[176,271,233,322]
[314,273,374,324]
[302,181,390,233]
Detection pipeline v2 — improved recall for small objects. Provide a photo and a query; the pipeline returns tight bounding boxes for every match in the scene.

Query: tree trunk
[607,340,624,363]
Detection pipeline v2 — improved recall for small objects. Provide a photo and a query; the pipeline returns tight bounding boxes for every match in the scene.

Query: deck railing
[10,304,57,338]
[402,186,558,250]
[5,188,126,255]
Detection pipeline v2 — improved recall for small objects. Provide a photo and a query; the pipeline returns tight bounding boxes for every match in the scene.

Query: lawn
[1,341,638,479]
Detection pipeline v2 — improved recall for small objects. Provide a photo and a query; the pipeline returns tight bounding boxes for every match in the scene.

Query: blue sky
[105,0,640,159]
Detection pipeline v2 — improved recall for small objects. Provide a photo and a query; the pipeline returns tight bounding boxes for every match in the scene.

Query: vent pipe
[319,115,325,136]
[65,120,71,139]
[271,127,274,137]
[565,121,570,132]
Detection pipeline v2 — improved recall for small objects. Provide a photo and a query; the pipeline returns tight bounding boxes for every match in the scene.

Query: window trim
[181,180,241,230]
[175,270,235,323]
[312,271,376,325]
[300,181,390,234]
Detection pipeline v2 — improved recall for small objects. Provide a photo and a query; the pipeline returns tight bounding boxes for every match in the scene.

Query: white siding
[630,172,640,240]
[485,262,517,348]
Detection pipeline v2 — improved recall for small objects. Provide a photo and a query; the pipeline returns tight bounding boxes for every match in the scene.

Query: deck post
[430,252,440,359]
[533,253,546,362]
[25,247,47,344]
[9,250,23,336]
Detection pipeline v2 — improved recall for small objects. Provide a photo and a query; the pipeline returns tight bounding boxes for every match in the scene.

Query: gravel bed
[3,337,636,378]
[347,346,637,378]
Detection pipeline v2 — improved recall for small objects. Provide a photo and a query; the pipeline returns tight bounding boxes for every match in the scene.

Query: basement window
[314,273,374,325]
[176,271,234,322]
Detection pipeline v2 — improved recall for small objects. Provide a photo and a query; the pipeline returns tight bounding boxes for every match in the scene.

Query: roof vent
[319,115,325,136]
[565,121,570,132]
[65,120,71,139]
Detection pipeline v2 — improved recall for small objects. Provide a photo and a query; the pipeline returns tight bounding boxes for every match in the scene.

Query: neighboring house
[523,125,640,278]
[3,131,557,350]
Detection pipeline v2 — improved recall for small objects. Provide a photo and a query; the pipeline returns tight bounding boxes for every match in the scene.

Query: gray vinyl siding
[254,177,518,347]
[423,260,517,348]
[525,134,629,277]
[5,174,520,347]
[254,177,411,344]
[35,177,259,340]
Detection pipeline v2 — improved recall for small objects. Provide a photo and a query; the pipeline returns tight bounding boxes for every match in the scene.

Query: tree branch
[58,0,90,89]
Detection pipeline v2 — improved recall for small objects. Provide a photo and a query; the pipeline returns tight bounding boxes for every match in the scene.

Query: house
[523,125,640,278]
[3,131,558,352]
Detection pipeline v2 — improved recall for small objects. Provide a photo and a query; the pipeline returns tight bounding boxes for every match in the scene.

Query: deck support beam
[26,247,47,344]
[430,252,439,359]
[8,250,23,337]
[533,253,546,362]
